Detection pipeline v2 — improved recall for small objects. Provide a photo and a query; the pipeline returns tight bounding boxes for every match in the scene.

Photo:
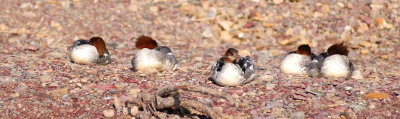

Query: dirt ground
[1,0,399,118]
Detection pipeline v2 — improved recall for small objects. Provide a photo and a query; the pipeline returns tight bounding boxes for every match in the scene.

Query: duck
[210,48,256,86]
[131,35,177,73]
[280,44,317,75]
[320,42,354,78]
[68,37,111,65]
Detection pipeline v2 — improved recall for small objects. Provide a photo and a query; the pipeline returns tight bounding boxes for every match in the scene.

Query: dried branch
[180,100,224,119]
[177,85,236,106]
[122,85,234,118]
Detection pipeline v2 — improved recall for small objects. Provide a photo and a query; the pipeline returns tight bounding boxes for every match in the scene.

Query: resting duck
[320,43,354,78]
[68,37,111,65]
[131,35,177,73]
[210,48,256,86]
[280,44,317,75]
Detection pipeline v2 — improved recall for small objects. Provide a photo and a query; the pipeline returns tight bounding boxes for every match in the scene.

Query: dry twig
[122,85,234,118]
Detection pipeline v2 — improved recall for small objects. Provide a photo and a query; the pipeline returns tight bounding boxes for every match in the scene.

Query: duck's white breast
[321,55,350,78]
[134,49,162,73]
[214,63,245,86]
[69,44,99,64]
[280,54,310,75]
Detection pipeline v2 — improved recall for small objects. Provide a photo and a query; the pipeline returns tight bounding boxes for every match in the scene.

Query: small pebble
[17,103,22,108]
[239,50,251,57]
[126,88,140,98]
[113,96,121,110]
[232,94,239,99]
[39,74,52,82]
[217,20,232,31]
[291,111,305,119]
[269,50,280,56]
[365,92,389,99]
[122,107,128,115]
[272,0,284,5]
[103,109,115,118]
[381,55,389,60]
[266,84,276,90]
[10,93,20,98]
[360,49,369,54]
[130,106,139,115]
[351,70,363,79]
[202,30,213,38]
[80,78,89,83]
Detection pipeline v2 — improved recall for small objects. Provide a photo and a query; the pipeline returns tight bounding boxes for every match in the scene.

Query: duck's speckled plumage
[211,48,256,86]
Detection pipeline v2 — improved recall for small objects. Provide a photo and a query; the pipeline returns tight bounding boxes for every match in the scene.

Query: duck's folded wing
[308,59,320,77]
[96,49,111,65]
[162,53,178,70]
[68,40,89,52]
[241,56,256,81]
[318,52,328,62]
[130,55,137,71]
[348,60,354,78]
[210,58,224,78]
[308,53,324,77]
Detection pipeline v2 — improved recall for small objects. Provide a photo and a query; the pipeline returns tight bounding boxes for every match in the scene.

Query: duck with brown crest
[320,43,354,78]
[131,35,177,73]
[68,37,111,65]
[210,48,256,86]
[280,44,317,75]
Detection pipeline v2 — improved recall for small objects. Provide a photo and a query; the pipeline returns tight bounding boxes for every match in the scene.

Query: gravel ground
[1,0,400,118]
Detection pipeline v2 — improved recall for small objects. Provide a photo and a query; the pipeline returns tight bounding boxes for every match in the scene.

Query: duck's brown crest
[296,44,312,56]
[223,48,239,63]
[135,35,158,50]
[89,37,106,55]
[327,42,348,56]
